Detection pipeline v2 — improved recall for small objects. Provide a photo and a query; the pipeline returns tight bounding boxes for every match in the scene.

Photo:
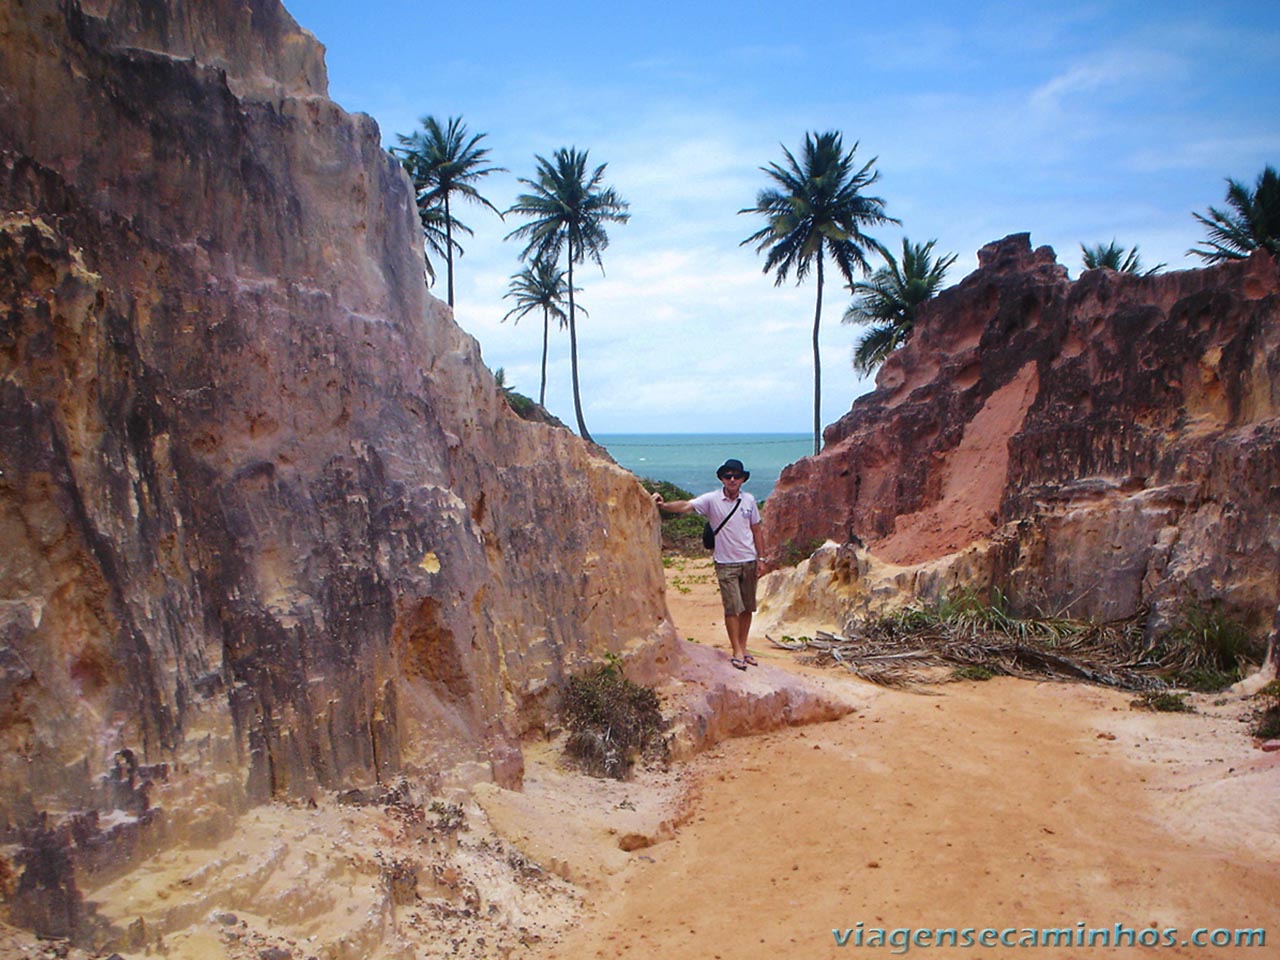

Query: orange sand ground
[535,558,1280,960]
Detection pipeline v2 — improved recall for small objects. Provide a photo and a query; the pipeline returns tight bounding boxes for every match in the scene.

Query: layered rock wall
[0,0,673,935]
[766,234,1280,632]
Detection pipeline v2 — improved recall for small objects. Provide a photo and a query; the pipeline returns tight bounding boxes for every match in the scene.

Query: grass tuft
[1130,691,1194,713]
[1155,600,1260,686]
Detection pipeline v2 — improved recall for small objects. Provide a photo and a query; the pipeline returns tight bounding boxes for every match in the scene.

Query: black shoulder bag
[702,498,742,550]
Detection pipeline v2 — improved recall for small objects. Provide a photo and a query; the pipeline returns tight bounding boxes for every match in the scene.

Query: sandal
[730,657,748,671]
[742,654,758,666]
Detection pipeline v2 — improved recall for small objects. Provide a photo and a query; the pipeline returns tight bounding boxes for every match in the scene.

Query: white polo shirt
[690,489,760,564]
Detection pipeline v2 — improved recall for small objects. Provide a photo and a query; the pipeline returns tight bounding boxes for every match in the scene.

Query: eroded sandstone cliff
[764,234,1279,637]
[0,0,678,939]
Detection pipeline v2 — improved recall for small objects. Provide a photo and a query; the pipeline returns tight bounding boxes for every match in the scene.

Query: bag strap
[712,498,742,535]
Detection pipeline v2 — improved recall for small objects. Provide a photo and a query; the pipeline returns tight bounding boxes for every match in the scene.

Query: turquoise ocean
[597,433,812,502]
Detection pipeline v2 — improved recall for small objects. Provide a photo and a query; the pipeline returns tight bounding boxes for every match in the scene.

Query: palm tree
[414,203,461,286]
[393,115,505,307]
[1189,165,1280,263]
[843,238,957,373]
[1080,240,1164,277]
[501,259,582,407]
[505,148,630,444]
[741,131,898,454]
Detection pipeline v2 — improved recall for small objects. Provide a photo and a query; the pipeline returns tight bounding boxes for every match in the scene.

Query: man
[652,458,767,671]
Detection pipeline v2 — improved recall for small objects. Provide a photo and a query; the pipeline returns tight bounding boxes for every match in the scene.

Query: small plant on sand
[428,800,467,833]
[953,664,998,682]
[561,655,668,779]
[1130,690,1194,713]
[1250,680,1280,740]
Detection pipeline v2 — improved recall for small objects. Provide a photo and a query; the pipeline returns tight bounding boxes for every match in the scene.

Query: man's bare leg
[725,612,751,660]
[739,611,753,659]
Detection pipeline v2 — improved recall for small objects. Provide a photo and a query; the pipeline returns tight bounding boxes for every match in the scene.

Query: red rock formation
[765,234,1280,631]
[0,0,678,937]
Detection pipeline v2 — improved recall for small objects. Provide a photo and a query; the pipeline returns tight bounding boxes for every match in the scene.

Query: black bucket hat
[716,458,750,480]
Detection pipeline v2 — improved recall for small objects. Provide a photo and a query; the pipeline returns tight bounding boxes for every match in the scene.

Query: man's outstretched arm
[651,492,696,515]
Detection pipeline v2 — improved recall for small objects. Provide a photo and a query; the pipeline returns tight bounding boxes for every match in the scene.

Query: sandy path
[535,558,1280,960]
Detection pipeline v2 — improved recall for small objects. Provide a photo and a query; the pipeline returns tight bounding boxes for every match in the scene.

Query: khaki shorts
[715,561,758,617]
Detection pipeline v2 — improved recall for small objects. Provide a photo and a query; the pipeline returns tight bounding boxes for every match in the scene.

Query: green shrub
[1130,691,1194,713]
[1175,667,1240,693]
[777,537,825,568]
[1156,600,1260,685]
[494,367,537,418]
[639,479,706,553]
[561,657,668,779]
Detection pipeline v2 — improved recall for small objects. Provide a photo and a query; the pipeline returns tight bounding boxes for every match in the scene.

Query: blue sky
[283,0,1279,434]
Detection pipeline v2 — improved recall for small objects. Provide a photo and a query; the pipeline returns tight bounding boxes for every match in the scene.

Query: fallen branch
[766,605,1165,691]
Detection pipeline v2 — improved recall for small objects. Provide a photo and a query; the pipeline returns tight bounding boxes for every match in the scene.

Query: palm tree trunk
[812,252,824,455]
[444,192,455,308]
[539,306,549,408]
[566,250,593,443]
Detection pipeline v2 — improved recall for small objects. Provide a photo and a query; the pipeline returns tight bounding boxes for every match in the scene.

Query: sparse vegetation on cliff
[777,535,826,568]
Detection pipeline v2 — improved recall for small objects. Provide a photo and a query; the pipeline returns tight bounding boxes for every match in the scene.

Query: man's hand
[651,491,665,506]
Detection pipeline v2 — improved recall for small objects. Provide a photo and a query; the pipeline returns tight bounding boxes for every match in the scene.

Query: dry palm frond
[767,601,1163,691]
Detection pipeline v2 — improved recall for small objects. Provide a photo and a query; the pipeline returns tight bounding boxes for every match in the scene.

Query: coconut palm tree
[414,203,461,286]
[741,131,897,454]
[1080,240,1164,277]
[505,147,630,444]
[501,259,582,408]
[393,115,505,307]
[843,238,957,373]
[1189,165,1280,263]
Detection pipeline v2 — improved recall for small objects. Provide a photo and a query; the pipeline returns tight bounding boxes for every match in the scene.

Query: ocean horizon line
[597,432,813,500]
[597,432,811,443]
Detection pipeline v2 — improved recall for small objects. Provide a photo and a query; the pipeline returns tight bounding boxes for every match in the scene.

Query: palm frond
[1189,165,1280,263]
[852,322,906,374]
[842,237,956,372]
[1080,240,1164,276]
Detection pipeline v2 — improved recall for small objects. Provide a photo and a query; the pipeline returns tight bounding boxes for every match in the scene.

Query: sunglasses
[721,473,745,480]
